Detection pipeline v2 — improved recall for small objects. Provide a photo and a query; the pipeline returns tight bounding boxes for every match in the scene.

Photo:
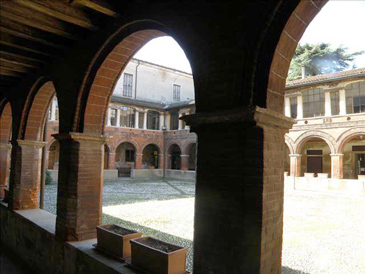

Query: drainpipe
[301,66,306,79]
[134,60,140,99]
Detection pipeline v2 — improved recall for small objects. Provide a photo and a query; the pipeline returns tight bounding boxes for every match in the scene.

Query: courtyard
[43,178,365,273]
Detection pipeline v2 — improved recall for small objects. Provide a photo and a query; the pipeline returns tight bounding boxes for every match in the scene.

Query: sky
[134,1,365,73]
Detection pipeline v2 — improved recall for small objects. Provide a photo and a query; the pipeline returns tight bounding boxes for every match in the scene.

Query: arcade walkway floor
[43,178,365,274]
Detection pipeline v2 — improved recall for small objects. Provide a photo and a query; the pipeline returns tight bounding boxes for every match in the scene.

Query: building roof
[286,67,365,88]
[111,95,193,110]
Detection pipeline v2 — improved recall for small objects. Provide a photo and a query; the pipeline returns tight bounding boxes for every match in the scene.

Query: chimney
[301,66,306,79]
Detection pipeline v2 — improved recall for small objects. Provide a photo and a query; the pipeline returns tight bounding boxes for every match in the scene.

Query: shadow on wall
[282,266,309,274]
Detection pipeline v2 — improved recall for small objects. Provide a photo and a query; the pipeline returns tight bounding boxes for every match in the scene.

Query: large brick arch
[20,79,56,141]
[167,141,183,154]
[115,140,139,154]
[75,22,172,135]
[183,141,197,155]
[336,127,365,154]
[0,101,12,144]
[140,141,162,154]
[294,130,336,154]
[266,0,328,113]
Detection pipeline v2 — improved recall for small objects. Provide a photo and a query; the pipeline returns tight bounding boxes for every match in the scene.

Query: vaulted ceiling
[0,0,119,91]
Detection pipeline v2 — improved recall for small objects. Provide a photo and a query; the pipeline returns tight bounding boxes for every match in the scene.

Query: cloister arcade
[3,1,358,273]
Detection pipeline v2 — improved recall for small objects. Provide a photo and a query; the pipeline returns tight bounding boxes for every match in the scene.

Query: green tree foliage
[45,170,53,185]
[287,43,364,81]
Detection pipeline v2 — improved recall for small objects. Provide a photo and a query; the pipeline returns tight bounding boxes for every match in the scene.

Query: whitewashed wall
[113,59,195,103]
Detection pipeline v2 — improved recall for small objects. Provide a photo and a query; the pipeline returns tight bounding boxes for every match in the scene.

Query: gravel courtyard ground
[44,178,365,273]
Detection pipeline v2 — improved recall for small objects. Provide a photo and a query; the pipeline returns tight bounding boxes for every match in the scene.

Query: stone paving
[43,178,365,273]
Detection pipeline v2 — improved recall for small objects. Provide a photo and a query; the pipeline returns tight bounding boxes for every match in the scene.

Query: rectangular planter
[317,173,328,178]
[304,172,315,178]
[131,237,188,274]
[96,224,142,259]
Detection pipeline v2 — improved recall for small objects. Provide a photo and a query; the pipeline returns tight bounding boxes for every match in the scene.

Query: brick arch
[294,130,336,154]
[114,140,139,154]
[75,21,172,135]
[167,141,183,154]
[182,141,197,155]
[285,134,294,155]
[0,101,12,144]
[140,141,162,154]
[21,79,56,141]
[336,127,365,154]
[266,1,328,112]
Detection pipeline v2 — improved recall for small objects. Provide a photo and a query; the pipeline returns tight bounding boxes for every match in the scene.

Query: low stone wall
[47,169,118,182]
[0,204,138,274]
[285,176,365,195]
[131,169,196,180]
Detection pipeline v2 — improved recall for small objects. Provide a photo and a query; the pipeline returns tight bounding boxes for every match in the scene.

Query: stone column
[143,111,147,129]
[284,97,291,117]
[166,113,171,130]
[106,108,111,126]
[53,133,106,241]
[116,108,121,127]
[180,154,189,171]
[159,154,165,169]
[108,152,116,170]
[297,94,303,119]
[8,140,46,210]
[339,89,346,115]
[289,154,301,177]
[324,91,331,117]
[167,154,172,169]
[50,99,56,121]
[185,106,294,274]
[134,111,139,129]
[0,143,12,198]
[135,153,143,169]
[331,154,343,179]
[159,113,164,130]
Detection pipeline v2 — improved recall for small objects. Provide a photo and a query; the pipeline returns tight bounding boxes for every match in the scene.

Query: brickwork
[0,102,12,197]
[54,133,105,241]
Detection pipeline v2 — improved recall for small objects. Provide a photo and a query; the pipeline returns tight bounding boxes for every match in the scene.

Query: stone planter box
[317,173,329,178]
[131,237,188,274]
[96,224,142,259]
[304,173,315,178]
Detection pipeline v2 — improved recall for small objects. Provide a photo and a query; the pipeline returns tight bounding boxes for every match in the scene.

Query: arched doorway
[115,142,136,177]
[168,144,181,170]
[339,134,365,179]
[142,144,160,169]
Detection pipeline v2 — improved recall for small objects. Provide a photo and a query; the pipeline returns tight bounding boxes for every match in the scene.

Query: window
[138,112,144,129]
[120,106,135,128]
[147,111,160,130]
[110,108,117,126]
[290,97,297,118]
[346,82,365,114]
[330,91,339,116]
[302,88,325,118]
[170,111,179,130]
[125,149,135,162]
[173,84,180,101]
[123,73,133,97]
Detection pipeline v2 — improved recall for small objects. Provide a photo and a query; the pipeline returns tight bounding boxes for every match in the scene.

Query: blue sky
[134,1,365,73]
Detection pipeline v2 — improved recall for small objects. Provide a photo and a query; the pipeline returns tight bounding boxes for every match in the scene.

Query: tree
[287,43,364,81]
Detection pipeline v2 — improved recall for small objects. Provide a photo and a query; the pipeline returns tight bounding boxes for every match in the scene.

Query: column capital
[289,154,302,158]
[182,106,295,130]
[15,139,47,148]
[330,153,344,157]
[180,154,189,157]
[52,133,107,143]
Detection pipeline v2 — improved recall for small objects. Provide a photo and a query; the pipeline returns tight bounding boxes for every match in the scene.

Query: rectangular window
[346,82,365,114]
[147,111,160,130]
[110,109,117,126]
[302,88,325,118]
[330,91,339,116]
[119,106,135,128]
[170,111,179,130]
[125,149,135,162]
[138,112,144,129]
[123,73,133,97]
[290,97,297,118]
[173,84,180,101]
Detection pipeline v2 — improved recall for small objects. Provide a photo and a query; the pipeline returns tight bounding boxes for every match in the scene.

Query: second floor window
[290,97,297,118]
[330,91,339,116]
[346,81,365,114]
[110,109,117,126]
[123,73,133,97]
[120,107,135,128]
[147,111,160,130]
[173,84,180,100]
[170,111,179,130]
[303,88,325,118]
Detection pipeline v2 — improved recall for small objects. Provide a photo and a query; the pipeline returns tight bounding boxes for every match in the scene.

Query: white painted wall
[113,59,195,104]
